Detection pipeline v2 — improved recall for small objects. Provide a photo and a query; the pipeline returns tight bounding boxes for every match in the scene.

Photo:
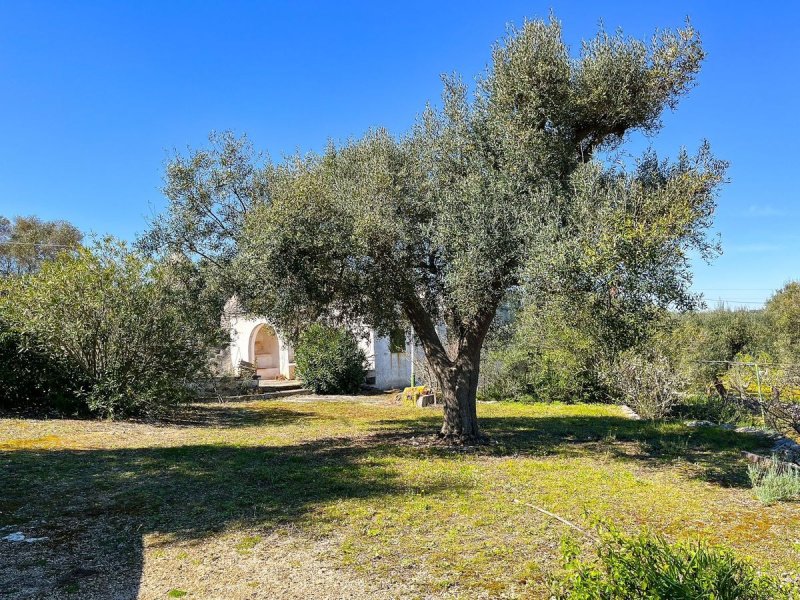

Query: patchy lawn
[1,396,798,599]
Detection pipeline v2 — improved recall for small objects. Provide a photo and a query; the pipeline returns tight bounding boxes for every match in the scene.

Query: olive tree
[141,131,271,276]
[765,282,800,363]
[151,18,725,442]
[669,308,765,398]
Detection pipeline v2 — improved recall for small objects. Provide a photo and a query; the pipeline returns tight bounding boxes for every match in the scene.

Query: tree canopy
[765,282,800,363]
[0,215,83,277]
[148,17,725,442]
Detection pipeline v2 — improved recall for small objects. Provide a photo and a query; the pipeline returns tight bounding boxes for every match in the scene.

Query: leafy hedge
[0,320,82,415]
[295,324,367,394]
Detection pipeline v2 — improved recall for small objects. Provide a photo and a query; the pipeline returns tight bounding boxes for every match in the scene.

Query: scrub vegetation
[0,239,225,418]
[481,285,800,438]
[748,457,800,505]
[553,525,796,599]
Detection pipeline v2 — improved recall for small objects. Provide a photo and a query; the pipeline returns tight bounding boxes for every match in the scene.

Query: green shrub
[667,307,767,397]
[0,240,221,418]
[0,320,83,415]
[553,525,793,599]
[673,393,749,425]
[478,293,625,404]
[748,457,800,505]
[478,346,533,402]
[478,345,610,404]
[295,324,367,394]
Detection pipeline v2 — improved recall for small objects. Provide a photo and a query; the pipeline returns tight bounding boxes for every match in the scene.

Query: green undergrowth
[748,457,800,505]
[553,524,799,599]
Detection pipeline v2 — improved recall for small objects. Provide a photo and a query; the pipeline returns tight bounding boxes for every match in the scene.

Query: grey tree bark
[402,297,496,443]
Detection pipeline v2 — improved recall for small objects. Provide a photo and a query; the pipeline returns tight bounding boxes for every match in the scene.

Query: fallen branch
[512,499,598,539]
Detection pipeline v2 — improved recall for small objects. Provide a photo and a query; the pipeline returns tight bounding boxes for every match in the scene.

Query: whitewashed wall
[372,334,413,390]
[226,306,415,389]
[228,314,294,378]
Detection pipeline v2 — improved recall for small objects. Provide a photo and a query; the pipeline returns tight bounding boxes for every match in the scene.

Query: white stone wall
[372,333,412,390]
[225,302,415,389]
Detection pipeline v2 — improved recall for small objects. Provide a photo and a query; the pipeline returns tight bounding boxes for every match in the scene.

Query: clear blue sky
[1,1,798,307]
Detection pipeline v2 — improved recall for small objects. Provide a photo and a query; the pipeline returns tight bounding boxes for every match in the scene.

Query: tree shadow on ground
[0,403,323,429]
[370,411,773,487]
[151,403,323,428]
[0,435,455,599]
[0,405,774,599]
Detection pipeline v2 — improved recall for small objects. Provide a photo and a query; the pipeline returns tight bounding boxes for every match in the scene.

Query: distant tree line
[0,215,82,276]
[479,282,800,431]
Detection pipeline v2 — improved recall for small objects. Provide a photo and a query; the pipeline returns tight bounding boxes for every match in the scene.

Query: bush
[748,457,800,505]
[479,334,610,404]
[666,308,767,398]
[0,320,82,415]
[0,240,221,418]
[607,349,683,419]
[478,346,534,402]
[553,525,793,599]
[295,324,367,394]
[478,294,629,404]
[673,393,749,425]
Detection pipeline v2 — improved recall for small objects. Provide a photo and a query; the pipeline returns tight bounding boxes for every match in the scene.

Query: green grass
[235,534,262,554]
[1,398,798,598]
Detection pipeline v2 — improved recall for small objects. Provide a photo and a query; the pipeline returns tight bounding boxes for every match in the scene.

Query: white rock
[2,531,48,543]
[684,420,716,428]
[416,394,436,408]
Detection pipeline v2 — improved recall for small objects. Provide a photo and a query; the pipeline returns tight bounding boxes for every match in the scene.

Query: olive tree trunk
[403,298,496,444]
[435,350,484,442]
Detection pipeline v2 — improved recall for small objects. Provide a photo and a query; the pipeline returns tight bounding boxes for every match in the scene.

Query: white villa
[222,301,415,390]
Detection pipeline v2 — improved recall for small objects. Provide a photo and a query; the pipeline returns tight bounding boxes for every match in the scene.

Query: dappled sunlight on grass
[1,398,798,598]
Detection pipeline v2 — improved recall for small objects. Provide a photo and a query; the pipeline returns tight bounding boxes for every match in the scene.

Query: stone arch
[249,323,281,380]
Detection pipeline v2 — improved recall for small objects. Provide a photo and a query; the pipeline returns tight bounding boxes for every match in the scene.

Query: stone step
[258,388,310,399]
[256,367,281,379]
[257,379,304,392]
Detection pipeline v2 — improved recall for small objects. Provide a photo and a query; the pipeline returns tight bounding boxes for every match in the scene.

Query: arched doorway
[251,324,280,380]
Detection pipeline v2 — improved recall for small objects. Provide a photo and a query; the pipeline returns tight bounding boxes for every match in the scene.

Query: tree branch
[401,294,452,370]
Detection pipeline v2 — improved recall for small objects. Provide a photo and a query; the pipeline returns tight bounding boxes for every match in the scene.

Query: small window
[389,328,406,354]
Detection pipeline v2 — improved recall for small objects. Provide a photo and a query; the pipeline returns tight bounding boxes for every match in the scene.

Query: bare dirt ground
[2,525,412,600]
[137,530,412,600]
